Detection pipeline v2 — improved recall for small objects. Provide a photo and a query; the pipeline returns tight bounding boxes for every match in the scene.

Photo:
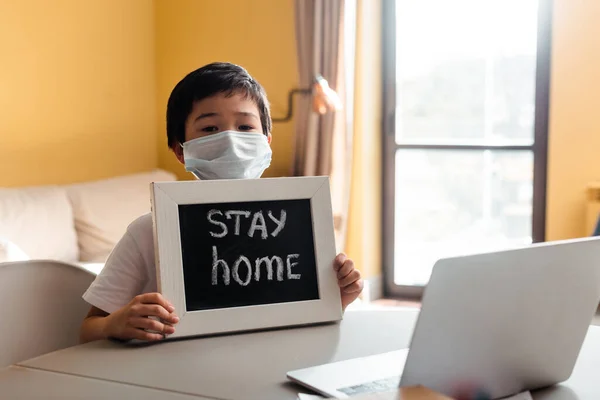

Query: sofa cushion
[0,186,79,262]
[65,169,176,262]
[0,238,30,262]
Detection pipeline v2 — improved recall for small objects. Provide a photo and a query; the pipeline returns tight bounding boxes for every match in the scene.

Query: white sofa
[0,170,176,274]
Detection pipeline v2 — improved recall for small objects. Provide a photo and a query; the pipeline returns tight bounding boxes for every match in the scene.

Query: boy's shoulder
[126,213,153,241]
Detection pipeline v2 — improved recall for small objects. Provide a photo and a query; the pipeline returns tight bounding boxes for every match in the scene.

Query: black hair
[166,62,272,148]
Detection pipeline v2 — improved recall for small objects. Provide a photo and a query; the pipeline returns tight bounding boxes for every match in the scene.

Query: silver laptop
[287,237,600,399]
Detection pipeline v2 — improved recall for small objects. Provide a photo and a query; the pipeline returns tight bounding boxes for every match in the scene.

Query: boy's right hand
[104,293,179,341]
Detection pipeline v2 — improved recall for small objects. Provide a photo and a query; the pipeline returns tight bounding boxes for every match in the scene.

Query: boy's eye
[201,126,219,133]
[238,125,255,131]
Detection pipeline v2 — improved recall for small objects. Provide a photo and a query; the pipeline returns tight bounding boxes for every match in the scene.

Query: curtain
[293,0,354,252]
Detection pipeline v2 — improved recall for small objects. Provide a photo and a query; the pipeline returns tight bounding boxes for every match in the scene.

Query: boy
[79,62,363,343]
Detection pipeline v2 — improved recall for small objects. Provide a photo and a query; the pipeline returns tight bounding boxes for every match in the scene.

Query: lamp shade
[312,75,342,115]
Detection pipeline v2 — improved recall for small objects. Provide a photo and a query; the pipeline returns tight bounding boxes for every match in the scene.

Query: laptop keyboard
[337,376,400,396]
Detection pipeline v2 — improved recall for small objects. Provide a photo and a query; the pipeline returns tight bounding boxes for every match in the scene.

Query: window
[382,0,552,296]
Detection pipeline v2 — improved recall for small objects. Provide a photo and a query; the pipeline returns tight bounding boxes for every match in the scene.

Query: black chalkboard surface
[178,199,320,311]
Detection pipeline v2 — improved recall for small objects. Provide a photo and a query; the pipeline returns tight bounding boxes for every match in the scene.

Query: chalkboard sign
[178,199,320,311]
[151,177,342,339]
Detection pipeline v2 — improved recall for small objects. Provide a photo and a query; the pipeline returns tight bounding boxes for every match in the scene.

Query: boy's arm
[80,306,111,343]
[79,293,180,344]
[80,216,175,343]
[334,253,363,311]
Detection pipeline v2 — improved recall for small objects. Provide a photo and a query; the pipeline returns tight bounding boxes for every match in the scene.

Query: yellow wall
[154,0,298,180]
[345,0,382,280]
[0,0,157,187]
[546,0,600,240]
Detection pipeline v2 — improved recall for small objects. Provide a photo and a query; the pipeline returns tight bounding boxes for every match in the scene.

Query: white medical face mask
[182,130,272,180]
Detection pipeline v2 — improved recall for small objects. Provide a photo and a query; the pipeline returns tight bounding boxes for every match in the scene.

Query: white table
[4,309,600,399]
[0,365,214,399]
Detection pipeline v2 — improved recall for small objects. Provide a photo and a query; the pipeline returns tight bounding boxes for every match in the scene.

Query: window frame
[381,0,553,298]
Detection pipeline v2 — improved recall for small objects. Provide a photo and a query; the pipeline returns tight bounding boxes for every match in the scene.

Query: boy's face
[173,92,272,164]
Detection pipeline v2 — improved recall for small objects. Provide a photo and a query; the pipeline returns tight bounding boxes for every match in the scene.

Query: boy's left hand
[334,253,363,310]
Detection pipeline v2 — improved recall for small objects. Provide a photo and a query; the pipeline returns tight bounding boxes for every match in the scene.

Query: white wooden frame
[151,176,342,338]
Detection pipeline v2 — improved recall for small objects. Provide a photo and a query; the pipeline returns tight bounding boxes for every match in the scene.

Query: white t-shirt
[82,213,156,313]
